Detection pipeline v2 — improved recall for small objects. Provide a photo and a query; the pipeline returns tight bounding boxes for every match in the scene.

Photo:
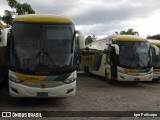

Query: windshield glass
[11,23,75,74]
[151,46,160,68]
[117,41,152,68]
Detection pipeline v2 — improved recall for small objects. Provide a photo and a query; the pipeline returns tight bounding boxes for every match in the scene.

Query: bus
[81,35,153,83]
[0,14,85,97]
[148,39,160,80]
[0,22,7,84]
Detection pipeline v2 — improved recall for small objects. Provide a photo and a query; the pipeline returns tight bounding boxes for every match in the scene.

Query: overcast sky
[0,0,160,38]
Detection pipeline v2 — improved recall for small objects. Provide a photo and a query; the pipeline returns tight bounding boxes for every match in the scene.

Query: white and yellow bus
[82,35,153,83]
[0,21,7,84]
[148,39,160,80]
[0,14,85,97]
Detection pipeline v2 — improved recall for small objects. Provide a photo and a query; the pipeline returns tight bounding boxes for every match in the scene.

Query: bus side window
[151,46,157,66]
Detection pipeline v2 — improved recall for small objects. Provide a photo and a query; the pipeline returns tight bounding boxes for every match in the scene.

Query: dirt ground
[0,73,160,120]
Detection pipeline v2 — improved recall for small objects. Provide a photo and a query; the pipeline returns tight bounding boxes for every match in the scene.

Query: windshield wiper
[127,44,139,68]
[29,52,41,70]
[12,49,22,68]
[127,52,139,68]
[45,52,56,67]
[12,36,22,68]
[138,48,152,68]
[138,55,148,68]
[71,31,76,53]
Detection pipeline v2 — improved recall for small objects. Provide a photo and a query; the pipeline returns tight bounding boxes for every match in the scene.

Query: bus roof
[148,39,160,46]
[107,35,146,42]
[13,14,73,23]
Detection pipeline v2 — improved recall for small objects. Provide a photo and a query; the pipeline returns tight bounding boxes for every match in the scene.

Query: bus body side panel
[81,53,107,77]
[81,55,95,71]
[91,54,106,77]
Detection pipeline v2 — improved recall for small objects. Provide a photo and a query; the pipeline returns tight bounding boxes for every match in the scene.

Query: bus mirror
[151,45,159,56]
[75,30,85,49]
[0,28,10,47]
[111,44,119,55]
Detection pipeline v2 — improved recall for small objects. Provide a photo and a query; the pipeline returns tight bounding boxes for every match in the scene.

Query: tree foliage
[147,34,160,40]
[85,34,98,45]
[7,0,17,8]
[85,35,93,45]
[1,10,13,26]
[115,28,139,36]
[0,0,35,26]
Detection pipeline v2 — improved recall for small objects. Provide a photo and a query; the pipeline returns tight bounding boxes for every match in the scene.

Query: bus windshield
[11,23,75,75]
[117,41,152,69]
[151,46,160,68]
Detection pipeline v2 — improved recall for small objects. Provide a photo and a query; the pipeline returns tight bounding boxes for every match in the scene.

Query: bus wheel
[152,79,159,82]
[84,66,87,73]
[84,66,89,75]
[107,79,113,84]
[132,81,139,84]
[105,69,108,80]
[86,66,90,76]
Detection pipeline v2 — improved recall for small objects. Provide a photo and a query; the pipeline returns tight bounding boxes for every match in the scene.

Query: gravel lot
[0,72,160,120]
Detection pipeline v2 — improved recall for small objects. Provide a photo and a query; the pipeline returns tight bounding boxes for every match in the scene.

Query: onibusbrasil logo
[1,112,42,118]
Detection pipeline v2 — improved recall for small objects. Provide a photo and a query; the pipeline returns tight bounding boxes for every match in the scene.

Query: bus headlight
[62,78,76,84]
[9,76,24,83]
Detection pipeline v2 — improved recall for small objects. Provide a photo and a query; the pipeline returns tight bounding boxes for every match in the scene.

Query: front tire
[132,81,139,84]
[86,66,90,76]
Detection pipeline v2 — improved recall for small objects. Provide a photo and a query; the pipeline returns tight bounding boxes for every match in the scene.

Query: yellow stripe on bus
[14,72,47,82]
[122,68,140,73]
[153,69,160,72]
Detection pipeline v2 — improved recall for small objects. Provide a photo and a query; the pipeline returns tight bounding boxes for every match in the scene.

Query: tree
[147,34,160,40]
[115,32,119,35]
[0,0,35,26]
[115,28,139,36]
[1,10,13,26]
[16,3,35,15]
[85,35,93,45]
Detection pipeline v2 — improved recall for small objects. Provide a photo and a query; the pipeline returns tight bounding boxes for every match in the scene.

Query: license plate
[37,92,48,97]
[134,78,140,81]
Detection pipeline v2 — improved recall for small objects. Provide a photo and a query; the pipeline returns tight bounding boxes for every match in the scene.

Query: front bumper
[9,80,76,98]
[117,71,153,82]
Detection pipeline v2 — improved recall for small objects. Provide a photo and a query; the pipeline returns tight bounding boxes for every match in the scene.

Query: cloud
[0,0,11,16]
[1,0,160,37]
[17,0,160,27]
[16,0,80,15]
[76,22,123,36]
[72,0,160,25]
